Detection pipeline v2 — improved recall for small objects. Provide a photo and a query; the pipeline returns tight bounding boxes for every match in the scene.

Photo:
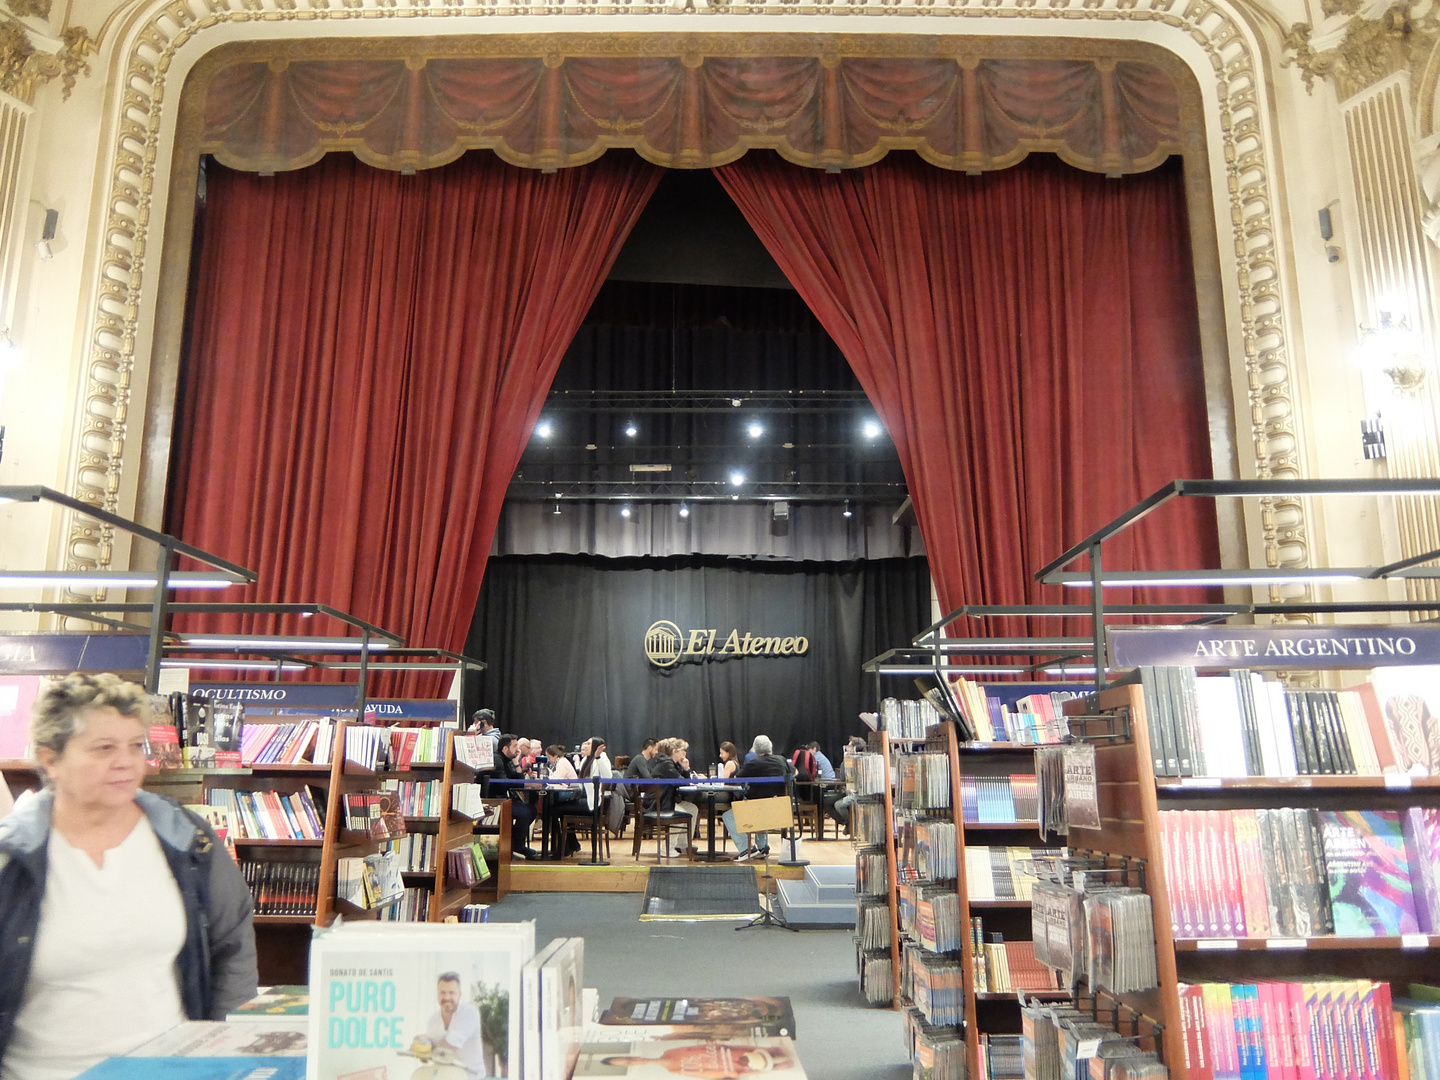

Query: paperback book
[597,997,795,1038]
[308,921,535,1080]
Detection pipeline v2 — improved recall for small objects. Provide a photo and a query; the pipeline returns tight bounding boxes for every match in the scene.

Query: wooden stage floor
[510,831,856,893]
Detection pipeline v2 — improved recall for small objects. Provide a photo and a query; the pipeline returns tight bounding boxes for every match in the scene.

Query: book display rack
[853,729,902,1008]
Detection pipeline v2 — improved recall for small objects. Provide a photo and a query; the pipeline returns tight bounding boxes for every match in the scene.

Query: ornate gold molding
[1283,4,1435,101]
[64,7,1314,612]
[0,16,96,103]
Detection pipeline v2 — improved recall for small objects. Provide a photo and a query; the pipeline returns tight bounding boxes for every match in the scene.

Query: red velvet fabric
[714,153,1220,636]
[168,153,660,694]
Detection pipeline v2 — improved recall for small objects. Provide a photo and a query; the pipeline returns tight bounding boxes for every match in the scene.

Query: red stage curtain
[168,152,661,694]
[714,152,1219,637]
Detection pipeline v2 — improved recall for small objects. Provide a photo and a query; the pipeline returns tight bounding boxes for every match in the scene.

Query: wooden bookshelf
[940,721,983,1078]
[473,797,512,903]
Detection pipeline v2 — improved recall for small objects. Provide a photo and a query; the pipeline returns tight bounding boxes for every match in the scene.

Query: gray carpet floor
[484,891,910,1080]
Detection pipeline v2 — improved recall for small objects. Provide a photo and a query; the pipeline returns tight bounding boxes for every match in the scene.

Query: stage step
[775,863,856,927]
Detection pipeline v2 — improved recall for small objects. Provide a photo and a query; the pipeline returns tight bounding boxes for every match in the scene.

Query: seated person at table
[649,738,701,857]
[808,741,836,780]
[717,741,740,779]
[0,673,258,1080]
[722,735,792,861]
[624,738,658,778]
[495,735,540,860]
[804,740,845,824]
[544,745,583,855]
[578,737,624,834]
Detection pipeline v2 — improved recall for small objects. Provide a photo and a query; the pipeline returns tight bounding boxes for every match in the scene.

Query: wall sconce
[1361,415,1387,460]
[1356,310,1428,393]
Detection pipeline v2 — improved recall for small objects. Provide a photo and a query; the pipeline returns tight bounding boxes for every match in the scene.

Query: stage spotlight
[679,502,690,518]
[535,420,554,439]
[843,500,853,518]
[625,422,638,438]
[729,471,745,486]
[553,500,562,516]
[621,503,632,518]
[862,420,882,439]
[747,422,764,439]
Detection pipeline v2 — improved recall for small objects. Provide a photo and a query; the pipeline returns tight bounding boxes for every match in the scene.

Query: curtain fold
[713,152,1220,638]
[168,152,661,694]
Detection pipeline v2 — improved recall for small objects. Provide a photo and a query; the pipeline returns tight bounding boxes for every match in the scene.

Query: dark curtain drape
[463,555,932,763]
[168,153,661,694]
[714,153,1220,635]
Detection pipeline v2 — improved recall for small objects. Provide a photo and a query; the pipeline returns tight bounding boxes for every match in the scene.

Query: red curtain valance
[200,50,1185,175]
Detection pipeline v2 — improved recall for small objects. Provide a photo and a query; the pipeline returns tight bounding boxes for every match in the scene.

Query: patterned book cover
[1317,809,1421,936]
[1401,807,1440,934]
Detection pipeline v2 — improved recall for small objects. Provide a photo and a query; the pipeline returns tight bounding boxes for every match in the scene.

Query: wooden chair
[792,780,824,840]
[560,810,611,860]
[629,784,692,860]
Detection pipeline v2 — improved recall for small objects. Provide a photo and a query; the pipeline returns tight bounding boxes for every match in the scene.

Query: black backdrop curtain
[463,555,931,765]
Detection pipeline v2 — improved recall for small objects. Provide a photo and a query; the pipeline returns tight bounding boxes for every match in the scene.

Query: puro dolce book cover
[308,920,535,1080]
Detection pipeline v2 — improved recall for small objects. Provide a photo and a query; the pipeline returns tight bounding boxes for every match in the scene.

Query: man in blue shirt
[808,742,836,780]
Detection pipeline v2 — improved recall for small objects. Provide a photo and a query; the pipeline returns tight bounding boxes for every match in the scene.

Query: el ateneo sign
[644,620,810,669]
[1108,625,1440,670]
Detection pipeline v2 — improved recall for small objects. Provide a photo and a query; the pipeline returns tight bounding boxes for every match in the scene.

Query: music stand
[731,796,800,932]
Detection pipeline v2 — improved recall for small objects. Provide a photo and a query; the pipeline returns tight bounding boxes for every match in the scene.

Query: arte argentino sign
[1108,625,1440,670]
[644,620,810,669]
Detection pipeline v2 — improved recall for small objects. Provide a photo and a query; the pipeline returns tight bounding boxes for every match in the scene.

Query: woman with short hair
[0,672,258,1080]
[649,738,700,857]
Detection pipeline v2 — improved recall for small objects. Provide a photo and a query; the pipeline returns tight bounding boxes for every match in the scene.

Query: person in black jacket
[649,738,700,857]
[495,735,540,860]
[720,735,792,860]
[0,673,257,1080]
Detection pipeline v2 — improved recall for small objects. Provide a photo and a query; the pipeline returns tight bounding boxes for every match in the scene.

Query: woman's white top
[582,752,613,809]
[2,816,187,1080]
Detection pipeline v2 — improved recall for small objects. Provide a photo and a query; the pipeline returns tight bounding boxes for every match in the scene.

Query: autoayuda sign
[644,620,810,669]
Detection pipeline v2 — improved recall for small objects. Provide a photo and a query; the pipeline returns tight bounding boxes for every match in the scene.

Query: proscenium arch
[67,10,1301,638]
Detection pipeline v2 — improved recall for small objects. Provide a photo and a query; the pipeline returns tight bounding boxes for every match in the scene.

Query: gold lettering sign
[644,620,809,669]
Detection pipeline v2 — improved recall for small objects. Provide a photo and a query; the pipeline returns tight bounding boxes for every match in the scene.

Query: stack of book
[386,727,447,768]
[964,846,1063,901]
[981,1034,1024,1080]
[878,697,946,739]
[895,753,952,811]
[380,778,442,816]
[334,851,403,911]
[851,802,888,846]
[1160,806,1440,939]
[852,752,888,798]
[239,860,320,916]
[340,792,407,839]
[915,887,964,952]
[904,1007,966,1080]
[1177,979,1406,1080]
[902,943,966,1025]
[456,902,490,922]
[1021,1002,1167,1080]
[971,929,1060,993]
[385,832,436,872]
[898,817,958,881]
[454,733,495,771]
[208,788,324,841]
[855,898,892,950]
[377,886,432,921]
[444,841,492,886]
[239,720,333,767]
[950,680,1079,745]
[1137,665,1440,779]
[859,950,894,1005]
[961,775,1041,825]
[343,726,388,771]
[452,782,485,818]
[856,846,889,897]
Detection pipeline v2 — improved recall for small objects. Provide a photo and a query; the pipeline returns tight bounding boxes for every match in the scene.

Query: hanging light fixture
[679,502,690,518]
[843,500,853,518]
[621,503,632,518]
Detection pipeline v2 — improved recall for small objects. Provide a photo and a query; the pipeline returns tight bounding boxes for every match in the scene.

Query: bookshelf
[384,729,480,921]
[474,797,513,904]
[1059,672,1440,1079]
[853,729,902,1008]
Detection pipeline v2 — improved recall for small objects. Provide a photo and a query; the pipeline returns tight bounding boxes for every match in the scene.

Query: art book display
[308,920,535,1080]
